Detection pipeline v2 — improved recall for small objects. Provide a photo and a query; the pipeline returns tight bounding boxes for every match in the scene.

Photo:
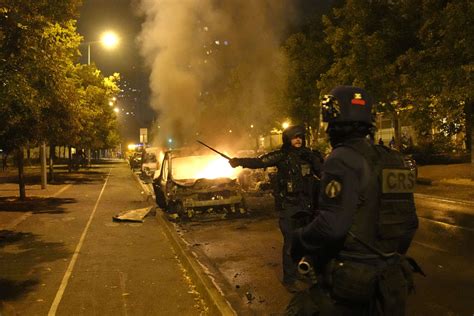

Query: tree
[0,0,115,198]
[282,13,333,144]
[318,0,472,155]
[321,0,420,136]
[398,0,473,160]
[75,65,121,154]
[35,21,85,180]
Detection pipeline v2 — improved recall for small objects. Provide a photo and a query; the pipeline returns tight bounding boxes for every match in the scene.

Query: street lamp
[82,31,119,161]
[86,30,120,65]
[101,31,119,49]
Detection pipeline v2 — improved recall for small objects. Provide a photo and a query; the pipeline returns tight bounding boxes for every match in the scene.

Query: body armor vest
[279,151,318,211]
[342,141,418,256]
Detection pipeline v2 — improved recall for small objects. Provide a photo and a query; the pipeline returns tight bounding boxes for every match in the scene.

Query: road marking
[0,212,32,231]
[418,216,474,233]
[51,184,72,198]
[0,184,72,231]
[415,193,474,207]
[48,169,111,316]
[413,240,449,253]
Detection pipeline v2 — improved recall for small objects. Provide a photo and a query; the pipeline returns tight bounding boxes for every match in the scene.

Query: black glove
[229,158,241,168]
[290,230,306,263]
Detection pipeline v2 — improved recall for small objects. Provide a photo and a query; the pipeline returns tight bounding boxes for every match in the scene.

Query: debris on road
[112,207,153,222]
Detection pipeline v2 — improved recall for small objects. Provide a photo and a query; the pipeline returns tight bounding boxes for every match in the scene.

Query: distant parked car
[129,152,142,171]
[140,147,161,181]
[152,149,247,220]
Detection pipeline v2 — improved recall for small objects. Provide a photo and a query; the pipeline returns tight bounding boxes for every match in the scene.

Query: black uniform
[287,86,420,315]
[230,126,323,286]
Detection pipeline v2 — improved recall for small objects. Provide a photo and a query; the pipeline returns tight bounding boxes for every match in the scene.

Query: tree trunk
[17,147,26,200]
[40,142,47,189]
[68,146,73,173]
[1,152,7,171]
[49,144,55,182]
[392,112,401,151]
[467,101,473,180]
[26,142,31,166]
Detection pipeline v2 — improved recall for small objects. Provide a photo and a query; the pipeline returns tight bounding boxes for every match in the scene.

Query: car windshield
[171,155,239,180]
[144,153,157,163]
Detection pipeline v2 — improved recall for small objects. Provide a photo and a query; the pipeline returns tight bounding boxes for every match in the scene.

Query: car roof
[165,147,213,158]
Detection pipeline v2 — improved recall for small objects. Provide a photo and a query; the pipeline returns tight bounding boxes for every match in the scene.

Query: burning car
[152,149,247,220]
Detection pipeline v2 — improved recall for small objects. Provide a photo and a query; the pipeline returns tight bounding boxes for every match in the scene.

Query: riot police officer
[229,125,323,293]
[287,86,421,315]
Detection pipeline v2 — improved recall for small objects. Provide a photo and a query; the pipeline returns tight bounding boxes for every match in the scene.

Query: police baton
[196,140,231,160]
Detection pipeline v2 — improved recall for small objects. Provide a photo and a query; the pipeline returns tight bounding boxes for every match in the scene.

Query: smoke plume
[136,0,296,149]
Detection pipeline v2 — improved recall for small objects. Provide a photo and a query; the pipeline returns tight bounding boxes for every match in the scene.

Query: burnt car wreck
[152,149,247,220]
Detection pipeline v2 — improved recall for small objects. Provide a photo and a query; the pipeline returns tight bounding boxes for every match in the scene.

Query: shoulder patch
[325,179,342,198]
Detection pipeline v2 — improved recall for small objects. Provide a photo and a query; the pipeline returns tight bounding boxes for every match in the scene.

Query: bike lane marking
[48,170,111,316]
[0,184,72,231]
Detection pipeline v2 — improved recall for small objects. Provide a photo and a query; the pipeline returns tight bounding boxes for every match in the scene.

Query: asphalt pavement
[0,161,232,315]
[0,160,472,315]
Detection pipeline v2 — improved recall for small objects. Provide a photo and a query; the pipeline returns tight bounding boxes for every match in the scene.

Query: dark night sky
[76,0,153,144]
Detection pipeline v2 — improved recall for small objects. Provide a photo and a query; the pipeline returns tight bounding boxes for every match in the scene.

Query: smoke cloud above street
[135,0,296,147]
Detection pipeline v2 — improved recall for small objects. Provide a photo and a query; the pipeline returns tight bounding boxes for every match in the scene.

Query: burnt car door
[153,153,170,209]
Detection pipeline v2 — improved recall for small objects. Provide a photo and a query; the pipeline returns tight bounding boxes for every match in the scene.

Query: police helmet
[282,125,306,146]
[321,86,374,125]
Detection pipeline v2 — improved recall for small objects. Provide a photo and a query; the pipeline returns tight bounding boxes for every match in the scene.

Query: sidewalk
[416,163,474,202]
[0,165,81,231]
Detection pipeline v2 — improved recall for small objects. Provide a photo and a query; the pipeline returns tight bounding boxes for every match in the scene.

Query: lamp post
[86,31,119,65]
[83,31,119,161]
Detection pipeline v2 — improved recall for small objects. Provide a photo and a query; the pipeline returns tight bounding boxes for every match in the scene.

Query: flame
[171,155,241,180]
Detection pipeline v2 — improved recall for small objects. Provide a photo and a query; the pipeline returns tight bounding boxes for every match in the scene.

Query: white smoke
[136,0,296,147]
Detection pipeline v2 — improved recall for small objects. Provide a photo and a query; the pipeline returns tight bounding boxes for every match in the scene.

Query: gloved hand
[229,158,241,168]
[290,230,306,263]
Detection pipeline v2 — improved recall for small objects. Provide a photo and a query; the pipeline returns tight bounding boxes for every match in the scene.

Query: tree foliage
[76,66,121,150]
[0,0,122,198]
[282,14,332,138]
[277,0,471,156]
[0,0,121,152]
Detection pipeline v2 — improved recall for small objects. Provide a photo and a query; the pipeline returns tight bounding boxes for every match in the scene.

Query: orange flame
[171,155,241,180]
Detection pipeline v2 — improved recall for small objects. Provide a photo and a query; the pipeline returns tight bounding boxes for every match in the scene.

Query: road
[0,163,210,315]
[171,191,474,315]
[1,161,472,315]
[407,194,474,316]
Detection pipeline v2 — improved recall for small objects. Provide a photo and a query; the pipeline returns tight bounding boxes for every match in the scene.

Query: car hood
[172,177,238,190]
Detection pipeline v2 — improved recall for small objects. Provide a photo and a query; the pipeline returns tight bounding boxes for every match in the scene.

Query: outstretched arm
[229,150,283,169]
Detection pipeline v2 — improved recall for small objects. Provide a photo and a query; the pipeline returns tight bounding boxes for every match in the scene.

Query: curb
[156,212,237,315]
[416,177,432,185]
[131,171,236,315]
[414,193,474,207]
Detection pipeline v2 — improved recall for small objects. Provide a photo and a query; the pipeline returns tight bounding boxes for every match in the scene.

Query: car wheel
[172,201,194,221]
